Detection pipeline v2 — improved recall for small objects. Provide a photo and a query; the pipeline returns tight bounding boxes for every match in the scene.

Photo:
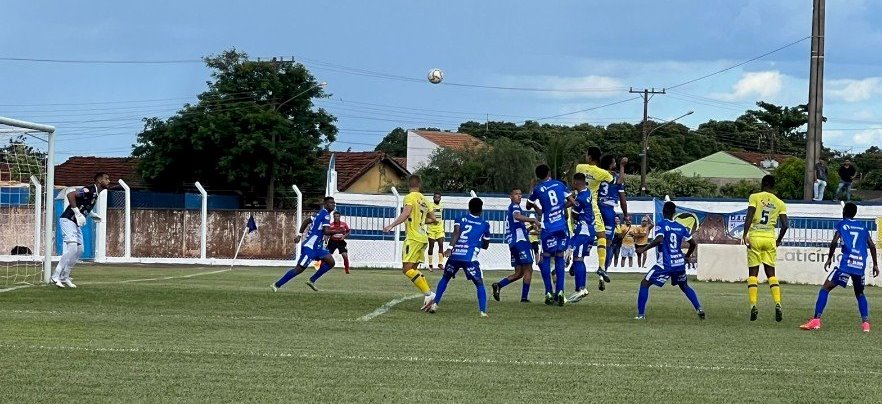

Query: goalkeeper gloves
[72,207,86,227]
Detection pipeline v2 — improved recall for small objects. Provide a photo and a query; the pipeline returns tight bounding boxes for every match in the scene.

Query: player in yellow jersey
[742,175,789,322]
[383,175,437,310]
[575,146,614,282]
[426,192,445,272]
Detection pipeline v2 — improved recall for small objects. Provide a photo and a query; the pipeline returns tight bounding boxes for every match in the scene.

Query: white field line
[0,285,32,293]
[358,294,423,321]
[0,343,878,376]
[83,269,232,285]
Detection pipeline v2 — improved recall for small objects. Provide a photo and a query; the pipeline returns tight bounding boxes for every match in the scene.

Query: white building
[405,130,484,172]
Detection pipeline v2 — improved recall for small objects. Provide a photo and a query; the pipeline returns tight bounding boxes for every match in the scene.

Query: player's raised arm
[383,205,413,232]
[618,189,628,217]
[869,237,879,277]
[776,214,789,247]
[824,231,841,271]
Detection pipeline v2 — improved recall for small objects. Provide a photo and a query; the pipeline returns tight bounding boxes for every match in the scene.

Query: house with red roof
[54,156,143,188]
[405,130,484,172]
[321,151,409,194]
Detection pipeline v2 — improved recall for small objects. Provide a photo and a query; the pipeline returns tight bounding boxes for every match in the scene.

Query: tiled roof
[320,151,409,191]
[393,157,407,168]
[728,151,795,167]
[54,156,144,188]
[412,130,483,150]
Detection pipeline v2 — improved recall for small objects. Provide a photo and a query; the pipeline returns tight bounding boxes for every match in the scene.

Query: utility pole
[804,0,826,200]
[631,87,666,196]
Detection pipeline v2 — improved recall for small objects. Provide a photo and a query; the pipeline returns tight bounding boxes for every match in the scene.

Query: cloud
[711,71,783,101]
[502,74,625,99]
[853,128,882,146]
[827,78,882,103]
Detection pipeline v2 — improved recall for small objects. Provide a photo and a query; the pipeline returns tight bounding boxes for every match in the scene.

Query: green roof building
[669,151,794,186]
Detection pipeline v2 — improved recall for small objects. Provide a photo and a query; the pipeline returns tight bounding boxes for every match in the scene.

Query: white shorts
[621,245,636,258]
[60,218,83,245]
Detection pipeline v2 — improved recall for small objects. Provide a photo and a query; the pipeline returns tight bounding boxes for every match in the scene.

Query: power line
[664,36,811,90]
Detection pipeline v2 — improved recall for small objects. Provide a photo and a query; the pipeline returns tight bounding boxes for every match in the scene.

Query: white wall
[406,131,438,173]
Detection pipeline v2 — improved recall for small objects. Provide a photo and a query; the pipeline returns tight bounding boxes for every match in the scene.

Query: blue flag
[246,214,257,233]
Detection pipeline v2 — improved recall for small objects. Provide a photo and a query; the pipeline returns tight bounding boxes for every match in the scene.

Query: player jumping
[383,175,436,310]
[492,187,541,303]
[576,147,614,289]
[427,198,491,316]
[273,197,337,292]
[51,172,111,288]
[801,202,879,332]
[743,174,789,322]
[566,173,597,303]
[596,154,628,289]
[426,192,445,272]
[634,201,705,320]
[327,212,351,274]
[528,164,570,306]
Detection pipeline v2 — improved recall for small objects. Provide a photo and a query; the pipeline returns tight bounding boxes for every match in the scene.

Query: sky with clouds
[1,0,881,160]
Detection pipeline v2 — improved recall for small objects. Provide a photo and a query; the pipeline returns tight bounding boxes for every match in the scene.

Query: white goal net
[0,117,55,287]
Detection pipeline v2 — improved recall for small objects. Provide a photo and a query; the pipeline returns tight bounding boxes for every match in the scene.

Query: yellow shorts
[594,210,605,233]
[747,236,777,267]
[427,228,445,240]
[402,239,428,264]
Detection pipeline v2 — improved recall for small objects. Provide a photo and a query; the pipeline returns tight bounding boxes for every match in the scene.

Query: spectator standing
[813,158,828,201]
[835,159,857,202]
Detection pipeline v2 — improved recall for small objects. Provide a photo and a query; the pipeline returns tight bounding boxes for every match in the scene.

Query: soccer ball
[427,68,444,84]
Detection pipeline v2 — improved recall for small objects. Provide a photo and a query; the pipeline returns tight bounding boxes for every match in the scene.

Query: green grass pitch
[2,265,882,403]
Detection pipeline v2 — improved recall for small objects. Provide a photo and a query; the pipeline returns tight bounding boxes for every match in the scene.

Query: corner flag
[246,214,258,233]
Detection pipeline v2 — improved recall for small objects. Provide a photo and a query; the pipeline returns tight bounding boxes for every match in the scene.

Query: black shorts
[327,239,348,254]
[530,241,540,256]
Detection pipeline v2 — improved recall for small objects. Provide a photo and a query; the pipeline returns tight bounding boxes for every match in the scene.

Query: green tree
[0,135,46,183]
[132,49,337,209]
[417,138,538,193]
[718,179,761,199]
[374,127,407,157]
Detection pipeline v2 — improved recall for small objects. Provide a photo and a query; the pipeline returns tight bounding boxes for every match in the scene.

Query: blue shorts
[540,229,569,255]
[599,206,617,238]
[509,242,534,267]
[296,246,329,267]
[644,265,687,287]
[444,260,483,282]
[570,234,596,258]
[827,267,866,288]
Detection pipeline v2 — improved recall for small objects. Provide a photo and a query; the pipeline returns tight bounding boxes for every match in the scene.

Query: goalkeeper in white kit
[51,172,111,288]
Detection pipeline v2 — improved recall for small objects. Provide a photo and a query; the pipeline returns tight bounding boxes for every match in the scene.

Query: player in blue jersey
[596,154,629,290]
[528,164,571,306]
[492,187,542,303]
[566,173,597,303]
[634,201,705,320]
[426,198,491,316]
[801,203,879,332]
[272,197,337,292]
[51,172,111,288]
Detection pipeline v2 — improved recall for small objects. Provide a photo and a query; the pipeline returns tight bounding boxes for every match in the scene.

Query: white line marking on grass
[83,269,232,285]
[358,294,422,321]
[0,285,32,293]
[1,343,879,377]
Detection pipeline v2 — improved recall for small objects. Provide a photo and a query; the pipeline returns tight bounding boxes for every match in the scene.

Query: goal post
[0,116,55,285]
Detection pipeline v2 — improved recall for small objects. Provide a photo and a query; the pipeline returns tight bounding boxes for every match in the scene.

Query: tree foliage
[0,135,46,183]
[374,127,407,157]
[417,138,539,194]
[132,49,337,209]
